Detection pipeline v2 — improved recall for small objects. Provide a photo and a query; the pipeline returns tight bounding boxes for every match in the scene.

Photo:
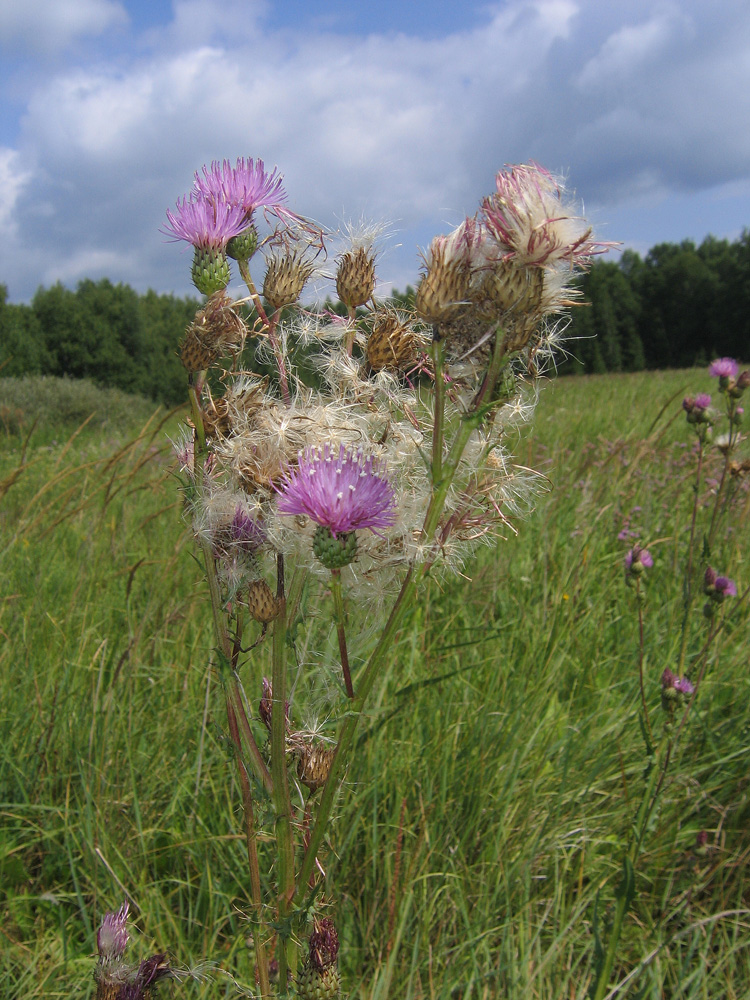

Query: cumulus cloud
[2,0,750,301]
[0,0,128,52]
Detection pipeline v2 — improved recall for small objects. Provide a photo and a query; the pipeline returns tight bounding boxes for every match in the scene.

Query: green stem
[296,324,510,893]
[330,569,354,698]
[431,338,446,484]
[225,698,271,998]
[270,556,297,985]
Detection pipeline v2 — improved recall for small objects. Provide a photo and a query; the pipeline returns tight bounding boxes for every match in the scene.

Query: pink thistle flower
[277,443,397,537]
[480,163,612,268]
[694,393,711,410]
[193,157,288,221]
[715,575,737,598]
[162,195,247,250]
[709,357,739,379]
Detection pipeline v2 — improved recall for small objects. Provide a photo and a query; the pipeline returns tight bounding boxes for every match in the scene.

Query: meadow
[0,370,748,999]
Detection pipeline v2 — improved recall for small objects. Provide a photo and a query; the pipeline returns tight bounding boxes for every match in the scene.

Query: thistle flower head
[163,196,247,251]
[193,157,287,220]
[625,545,653,575]
[276,443,397,537]
[709,357,739,379]
[661,668,694,697]
[481,163,610,269]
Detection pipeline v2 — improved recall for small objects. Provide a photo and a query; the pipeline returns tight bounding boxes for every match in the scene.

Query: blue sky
[2,0,750,303]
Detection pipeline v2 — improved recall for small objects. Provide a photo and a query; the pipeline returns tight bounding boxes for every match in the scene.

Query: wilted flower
[277,444,397,537]
[481,163,609,268]
[93,903,172,1000]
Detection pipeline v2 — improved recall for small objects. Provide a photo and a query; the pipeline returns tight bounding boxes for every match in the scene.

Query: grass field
[0,370,748,999]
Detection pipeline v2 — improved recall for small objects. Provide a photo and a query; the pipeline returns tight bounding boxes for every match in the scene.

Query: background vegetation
[1,368,748,999]
[3,230,750,401]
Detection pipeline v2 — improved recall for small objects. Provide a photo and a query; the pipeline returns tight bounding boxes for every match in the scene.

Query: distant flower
[277,443,397,537]
[193,157,287,220]
[661,668,694,696]
[704,565,737,601]
[709,357,738,379]
[480,163,611,268]
[163,196,247,250]
[625,545,653,574]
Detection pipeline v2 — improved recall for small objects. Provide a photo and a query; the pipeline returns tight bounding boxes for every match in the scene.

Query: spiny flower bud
[336,246,376,309]
[247,578,282,623]
[416,221,477,327]
[191,247,231,297]
[366,309,426,372]
[263,251,315,309]
[297,962,340,1000]
[181,291,248,372]
[297,742,336,791]
[313,526,358,569]
[226,225,259,261]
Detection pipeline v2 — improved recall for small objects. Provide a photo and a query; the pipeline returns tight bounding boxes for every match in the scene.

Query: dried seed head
[297,742,336,791]
[246,578,282,623]
[181,291,248,372]
[336,246,376,309]
[366,309,427,372]
[263,251,316,309]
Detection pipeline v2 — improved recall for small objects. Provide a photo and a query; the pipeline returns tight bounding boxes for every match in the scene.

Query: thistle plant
[159,156,608,996]
[588,357,748,1000]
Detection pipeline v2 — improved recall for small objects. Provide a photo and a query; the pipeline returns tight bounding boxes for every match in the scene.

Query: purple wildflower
[715,575,738,598]
[163,196,247,250]
[277,443,397,537]
[661,667,694,700]
[694,393,711,410]
[97,902,129,961]
[625,546,653,574]
[193,157,287,220]
[709,357,739,379]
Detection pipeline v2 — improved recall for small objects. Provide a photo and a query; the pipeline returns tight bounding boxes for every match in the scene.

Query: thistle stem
[296,325,510,893]
[329,569,354,698]
[270,555,297,985]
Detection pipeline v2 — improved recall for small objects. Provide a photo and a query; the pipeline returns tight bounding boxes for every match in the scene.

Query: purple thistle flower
[194,157,287,219]
[97,902,129,960]
[277,443,397,537]
[625,546,653,573]
[715,575,737,597]
[694,393,711,411]
[163,195,247,250]
[661,668,694,697]
[709,357,739,379]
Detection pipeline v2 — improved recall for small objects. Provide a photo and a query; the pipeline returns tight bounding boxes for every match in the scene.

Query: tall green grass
[1,371,747,999]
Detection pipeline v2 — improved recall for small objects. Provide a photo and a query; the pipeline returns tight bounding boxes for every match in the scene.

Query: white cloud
[0,0,127,52]
[0,148,32,236]
[2,0,750,301]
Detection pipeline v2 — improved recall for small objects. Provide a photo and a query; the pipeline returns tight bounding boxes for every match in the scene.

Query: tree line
[1,232,748,405]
